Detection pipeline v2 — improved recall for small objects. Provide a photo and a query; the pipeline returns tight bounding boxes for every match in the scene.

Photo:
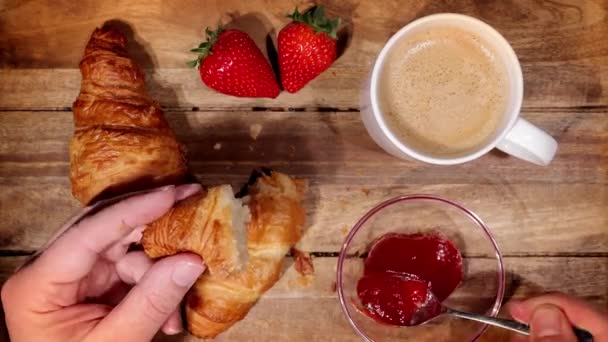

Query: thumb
[530,304,578,342]
[91,253,204,341]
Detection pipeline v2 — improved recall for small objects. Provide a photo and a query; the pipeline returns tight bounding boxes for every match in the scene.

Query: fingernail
[160,185,175,192]
[165,325,183,335]
[175,183,203,201]
[172,262,204,287]
[507,300,525,321]
[531,305,564,337]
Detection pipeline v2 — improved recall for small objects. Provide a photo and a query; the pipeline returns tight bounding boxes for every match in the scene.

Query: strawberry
[278,6,341,93]
[187,27,280,98]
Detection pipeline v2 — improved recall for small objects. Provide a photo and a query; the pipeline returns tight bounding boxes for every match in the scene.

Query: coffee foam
[379,26,508,157]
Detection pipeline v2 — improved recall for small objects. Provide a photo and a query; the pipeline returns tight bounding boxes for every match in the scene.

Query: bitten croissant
[69,25,307,338]
[142,170,306,338]
[70,25,187,205]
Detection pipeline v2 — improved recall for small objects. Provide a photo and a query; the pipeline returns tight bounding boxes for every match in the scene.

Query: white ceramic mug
[360,13,558,166]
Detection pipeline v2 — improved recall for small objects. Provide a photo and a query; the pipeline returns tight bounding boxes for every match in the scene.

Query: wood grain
[0,110,605,184]
[1,0,607,109]
[1,179,607,255]
[1,0,607,341]
[0,110,606,253]
[0,256,606,341]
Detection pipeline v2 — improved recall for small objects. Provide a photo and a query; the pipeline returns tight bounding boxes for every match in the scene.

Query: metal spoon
[413,291,594,342]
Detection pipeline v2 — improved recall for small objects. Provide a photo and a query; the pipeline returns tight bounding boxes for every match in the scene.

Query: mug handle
[496,118,558,166]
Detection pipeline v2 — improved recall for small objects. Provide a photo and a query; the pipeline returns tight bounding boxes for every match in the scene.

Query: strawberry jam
[356,233,463,326]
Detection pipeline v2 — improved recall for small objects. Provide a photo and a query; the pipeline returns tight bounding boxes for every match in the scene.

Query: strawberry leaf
[187,27,224,69]
[288,5,341,39]
[186,59,200,68]
[312,6,324,22]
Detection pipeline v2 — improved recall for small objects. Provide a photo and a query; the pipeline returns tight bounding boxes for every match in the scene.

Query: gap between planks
[0,105,607,113]
[1,250,607,258]
[0,107,361,113]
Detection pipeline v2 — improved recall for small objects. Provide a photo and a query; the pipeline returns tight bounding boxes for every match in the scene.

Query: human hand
[507,292,608,342]
[2,184,205,342]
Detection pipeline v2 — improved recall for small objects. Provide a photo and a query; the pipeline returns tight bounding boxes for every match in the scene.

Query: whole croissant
[69,25,307,338]
[142,170,306,338]
[70,25,187,205]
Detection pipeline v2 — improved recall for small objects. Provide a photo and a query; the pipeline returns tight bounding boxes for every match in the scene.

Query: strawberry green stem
[186,26,223,68]
[288,6,341,39]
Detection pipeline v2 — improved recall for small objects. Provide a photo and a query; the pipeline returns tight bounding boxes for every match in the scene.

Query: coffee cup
[361,13,558,166]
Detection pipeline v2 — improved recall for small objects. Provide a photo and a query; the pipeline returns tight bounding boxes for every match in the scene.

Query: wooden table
[0,1,606,341]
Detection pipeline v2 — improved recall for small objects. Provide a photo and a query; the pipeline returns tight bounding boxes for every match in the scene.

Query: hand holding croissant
[1,185,206,342]
[69,24,306,338]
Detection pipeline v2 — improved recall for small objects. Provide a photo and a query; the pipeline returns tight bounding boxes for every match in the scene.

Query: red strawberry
[278,6,341,93]
[187,27,280,98]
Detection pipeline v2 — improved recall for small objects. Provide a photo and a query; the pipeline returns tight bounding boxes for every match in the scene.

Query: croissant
[70,25,188,205]
[142,184,251,279]
[70,25,307,338]
[142,170,306,338]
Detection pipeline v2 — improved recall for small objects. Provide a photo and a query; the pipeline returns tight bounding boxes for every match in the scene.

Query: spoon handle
[446,308,594,342]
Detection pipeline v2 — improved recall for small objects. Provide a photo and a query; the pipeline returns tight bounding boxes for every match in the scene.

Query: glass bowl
[337,195,505,341]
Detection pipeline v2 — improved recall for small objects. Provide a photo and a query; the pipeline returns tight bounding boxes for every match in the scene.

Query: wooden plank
[0,110,606,253]
[1,179,607,255]
[0,110,605,183]
[1,1,607,341]
[1,0,607,109]
[0,256,606,341]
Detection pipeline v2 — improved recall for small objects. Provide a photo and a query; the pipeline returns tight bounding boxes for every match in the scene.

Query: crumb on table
[250,123,263,140]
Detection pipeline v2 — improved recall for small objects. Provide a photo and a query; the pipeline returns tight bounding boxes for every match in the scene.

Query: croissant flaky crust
[142,171,307,338]
[70,25,187,205]
[142,185,251,279]
[70,25,307,338]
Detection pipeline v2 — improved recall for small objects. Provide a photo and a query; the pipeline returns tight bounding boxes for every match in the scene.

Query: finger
[507,300,534,342]
[92,184,201,262]
[102,225,146,262]
[510,293,608,339]
[115,251,154,285]
[77,258,121,300]
[506,299,526,322]
[24,249,152,309]
[529,305,577,342]
[175,183,203,201]
[161,310,183,335]
[116,252,183,335]
[91,253,204,341]
[34,185,178,283]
